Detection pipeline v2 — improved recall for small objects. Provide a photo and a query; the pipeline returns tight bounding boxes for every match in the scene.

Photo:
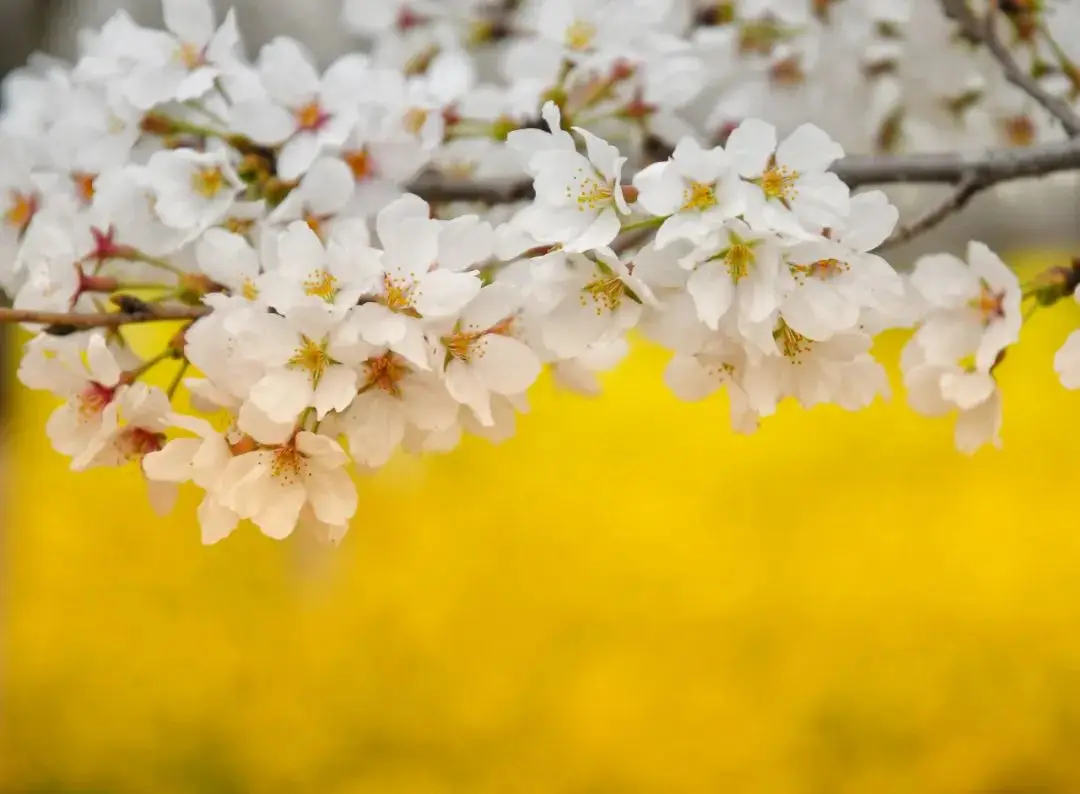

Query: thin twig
[879,176,982,250]
[940,0,1080,137]
[0,304,210,329]
[412,135,1080,207]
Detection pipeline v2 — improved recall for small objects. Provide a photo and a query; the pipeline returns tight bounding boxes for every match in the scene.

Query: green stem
[619,215,667,233]
[127,349,174,380]
[166,359,191,399]
[163,116,231,140]
[124,251,185,277]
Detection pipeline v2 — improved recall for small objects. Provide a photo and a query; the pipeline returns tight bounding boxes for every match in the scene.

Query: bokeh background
[4,3,1080,793]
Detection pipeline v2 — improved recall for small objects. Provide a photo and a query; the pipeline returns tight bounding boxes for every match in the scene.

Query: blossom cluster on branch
[3,0,1080,545]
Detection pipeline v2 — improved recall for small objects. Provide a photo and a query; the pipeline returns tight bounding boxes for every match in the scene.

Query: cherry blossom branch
[412,135,1080,205]
[0,304,210,330]
[939,0,1080,137]
[879,175,982,250]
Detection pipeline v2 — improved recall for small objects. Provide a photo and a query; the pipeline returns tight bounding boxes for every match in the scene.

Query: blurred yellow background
[3,252,1080,794]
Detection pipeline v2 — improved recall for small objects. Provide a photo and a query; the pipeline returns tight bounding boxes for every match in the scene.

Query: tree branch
[0,304,210,330]
[939,0,1080,137]
[879,175,982,250]
[412,135,1080,207]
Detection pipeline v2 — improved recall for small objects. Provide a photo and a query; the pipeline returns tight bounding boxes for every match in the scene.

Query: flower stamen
[682,181,717,211]
[191,166,227,199]
[565,19,597,51]
[288,336,331,382]
[363,352,408,397]
[303,269,338,303]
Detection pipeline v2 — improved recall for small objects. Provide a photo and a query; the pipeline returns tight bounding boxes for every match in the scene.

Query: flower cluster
[2,0,1079,545]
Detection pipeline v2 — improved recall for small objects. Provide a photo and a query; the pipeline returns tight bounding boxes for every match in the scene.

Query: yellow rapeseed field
[3,252,1080,794]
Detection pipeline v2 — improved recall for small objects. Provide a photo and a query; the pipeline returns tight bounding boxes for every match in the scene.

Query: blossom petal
[229,100,296,144]
[725,118,776,177]
[473,334,542,395]
[776,123,845,172]
[307,466,359,525]
[687,263,734,330]
[413,270,482,318]
[163,0,216,45]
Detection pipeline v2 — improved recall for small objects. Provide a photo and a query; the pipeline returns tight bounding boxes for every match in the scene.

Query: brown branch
[0,304,210,330]
[879,176,982,250]
[940,0,1080,137]
[412,135,1080,211]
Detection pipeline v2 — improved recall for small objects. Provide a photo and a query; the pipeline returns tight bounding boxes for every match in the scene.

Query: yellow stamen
[343,148,374,181]
[271,443,306,483]
[294,101,328,132]
[381,274,416,313]
[791,257,848,282]
[403,108,429,136]
[724,243,755,282]
[4,190,37,231]
[363,352,409,397]
[1003,114,1035,147]
[225,216,256,236]
[303,269,339,303]
[769,55,806,87]
[775,321,813,361]
[288,336,331,381]
[970,281,1006,325]
[568,170,614,211]
[565,19,597,51]
[580,276,624,314]
[304,211,328,240]
[176,41,205,70]
[72,172,97,204]
[759,160,799,202]
[682,181,717,211]
[241,278,259,301]
[191,166,226,198]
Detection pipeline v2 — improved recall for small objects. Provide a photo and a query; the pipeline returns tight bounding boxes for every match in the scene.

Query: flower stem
[619,215,667,233]
[167,359,191,399]
[124,251,185,277]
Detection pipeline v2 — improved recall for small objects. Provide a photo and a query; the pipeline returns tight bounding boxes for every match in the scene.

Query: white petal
[1055,331,1080,389]
[664,355,720,402]
[384,218,439,274]
[146,479,179,517]
[197,496,239,545]
[253,485,307,540]
[473,334,542,395]
[277,134,323,182]
[841,191,898,251]
[725,118,776,177]
[437,217,494,271]
[413,270,482,318]
[163,0,215,44]
[142,438,201,482]
[633,162,684,217]
[910,254,977,307]
[295,430,350,467]
[940,370,996,410]
[302,157,355,215]
[776,123,844,172]
[687,263,734,330]
[313,365,358,419]
[564,208,620,253]
[257,37,320,106]
[954,391,1002,454]
[87,334,122,386]
[445,362,494,426]
[307,467,358,525]
[249,369,314,423]
[376,194,431,245]
[229,101,295,144]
